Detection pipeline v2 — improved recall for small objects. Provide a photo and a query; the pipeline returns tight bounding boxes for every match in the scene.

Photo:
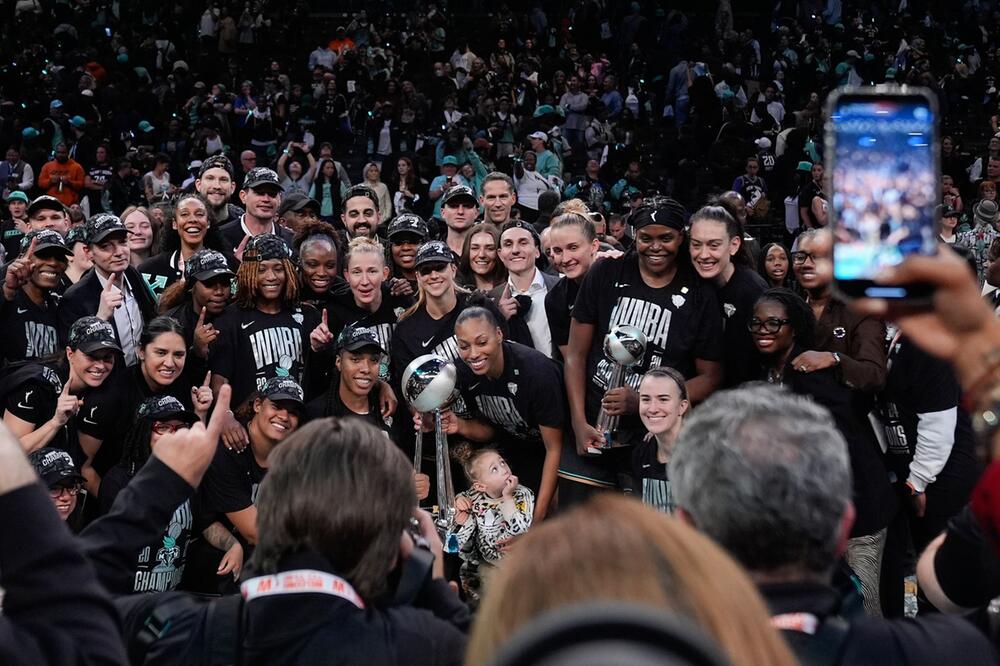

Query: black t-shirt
[0,289,63,366]
[163,301,212,395]
[455,341,564,443]
[879,334,978,482]
[1,362,92,465]
[572,255,724,446]
[80,364,192,477]
[303,384,391,435]
[935,505,1000,609]
[544,275,579,361]
[631,437,675,513]
[209,303,320,408]
[100,465,199,593]
[717,265,767,388]
[201,444,267,518]
[797,181,824,228]
[138,251,183,299]
[86,164,114,213]
[390,293,471,389]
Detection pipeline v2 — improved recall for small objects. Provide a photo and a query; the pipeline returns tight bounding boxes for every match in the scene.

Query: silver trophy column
[594,325,647,449]
[402,354,459,552]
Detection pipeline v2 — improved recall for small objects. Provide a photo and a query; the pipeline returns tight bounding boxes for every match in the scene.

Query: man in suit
[58,213,156,366]
[218,167,294,257]
[490,220,560,358]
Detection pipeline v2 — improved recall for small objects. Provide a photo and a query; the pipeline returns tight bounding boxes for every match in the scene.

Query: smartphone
[825,86,938,300]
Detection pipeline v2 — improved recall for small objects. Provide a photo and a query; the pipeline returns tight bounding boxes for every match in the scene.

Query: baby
[454,447,533,605]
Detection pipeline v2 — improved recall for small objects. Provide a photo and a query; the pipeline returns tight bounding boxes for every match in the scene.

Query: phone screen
[831,94,937,293]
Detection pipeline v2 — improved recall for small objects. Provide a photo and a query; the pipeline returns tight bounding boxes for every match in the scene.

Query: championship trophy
[402,354,459,552]
[594,325,647,449]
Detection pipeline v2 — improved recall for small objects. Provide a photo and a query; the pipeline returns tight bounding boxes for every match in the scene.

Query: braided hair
[235,252,300,309]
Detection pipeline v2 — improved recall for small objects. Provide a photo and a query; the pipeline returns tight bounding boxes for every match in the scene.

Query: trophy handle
[413,425,423,473]
[434,409,459,553]
[594,362,626,449]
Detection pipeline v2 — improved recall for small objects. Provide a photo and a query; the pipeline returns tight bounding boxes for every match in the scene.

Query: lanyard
[240,569,365,609]
[771,612,819,635]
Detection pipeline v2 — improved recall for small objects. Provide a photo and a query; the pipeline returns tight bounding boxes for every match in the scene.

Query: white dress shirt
[96,270,143,366]
[509,268,552,358]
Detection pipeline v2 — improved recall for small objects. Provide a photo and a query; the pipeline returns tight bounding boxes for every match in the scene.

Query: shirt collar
[509,267,544,295]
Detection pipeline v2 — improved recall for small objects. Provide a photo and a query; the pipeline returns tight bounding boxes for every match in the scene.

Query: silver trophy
[594,325,648,449]
[402,354,459,553]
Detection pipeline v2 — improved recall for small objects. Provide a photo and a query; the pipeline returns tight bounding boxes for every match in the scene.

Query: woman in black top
[750,288,895,615]
[443,306,564,521]
[544,210,601,361]
[99,395,241,593]
[564,199,724,496]
[759,242,793,289]
[292,221,344,311]
[138,193,233,299]
[2,316,121,475]
[632,366,689,514]
[209,233,320,411]
[688,205,768,387]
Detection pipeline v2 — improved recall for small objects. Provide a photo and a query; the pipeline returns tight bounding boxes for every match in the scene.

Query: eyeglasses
[747,317,792,333]
[49,484,83,498]
[152,421,184,434]
[791,251,824,265]
[417,262,449,276]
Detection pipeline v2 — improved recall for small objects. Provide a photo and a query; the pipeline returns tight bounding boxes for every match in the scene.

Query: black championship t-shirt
[138,251,183,299]
[717,265,767,387]
[572,255,724,446]
[544,275,580,361]
[100,465,198,593]
[0,290,63,366]
[631,437,675,514]
[209,303,320,408]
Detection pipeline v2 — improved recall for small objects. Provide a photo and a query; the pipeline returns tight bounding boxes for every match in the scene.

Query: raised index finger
[197,306,207,327]
[104,272,117,291]
[24,236,37,260]
[202,370,212,387]
[322,308,328,327]
[206,383,232,440]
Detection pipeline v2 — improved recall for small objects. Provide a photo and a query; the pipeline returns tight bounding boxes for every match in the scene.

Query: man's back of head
[670,384,852,579]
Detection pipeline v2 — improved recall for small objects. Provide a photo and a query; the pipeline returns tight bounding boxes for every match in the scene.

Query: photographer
[119,417,469,665]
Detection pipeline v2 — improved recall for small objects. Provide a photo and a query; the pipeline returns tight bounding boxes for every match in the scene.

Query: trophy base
[593,430,630,450]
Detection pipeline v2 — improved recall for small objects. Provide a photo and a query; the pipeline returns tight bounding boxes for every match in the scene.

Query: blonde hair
[467,495,796,666]
[344,235,386,269]
[398,265,470,321]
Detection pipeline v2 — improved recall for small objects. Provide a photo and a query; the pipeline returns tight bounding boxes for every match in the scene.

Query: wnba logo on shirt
[25,322,58,358]
[475,394,536,439]
[249,327,303,371]
[609,297,671,349]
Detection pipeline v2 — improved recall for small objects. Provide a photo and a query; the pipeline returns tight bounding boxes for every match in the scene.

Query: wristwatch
[831,352,841,366]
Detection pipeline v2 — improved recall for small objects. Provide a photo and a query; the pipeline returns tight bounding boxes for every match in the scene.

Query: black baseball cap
[137,395,199,425]
[630,199,687,232]
[937,203,959,219]
[27,195,67,218]
[442,185,478,207]
[342,184,379,210]
[387,213,429,241]
[337,325,386,354]
[260,376,304,405]
[413,240,456,268]
[278,191,321,217]
[243,233,292,262]
[186,249,235,282]
[500,219,541,247]
[21,229,72,258]
[198,154,235,179]
[68,316,122,354]
[85,213,128,244]
[28,448,85,488]
[242,167,282,191]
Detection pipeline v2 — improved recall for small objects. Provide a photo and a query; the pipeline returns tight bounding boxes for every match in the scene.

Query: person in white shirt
[491,221,559,358]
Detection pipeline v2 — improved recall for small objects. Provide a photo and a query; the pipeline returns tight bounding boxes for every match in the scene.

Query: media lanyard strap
[240,569,365,610]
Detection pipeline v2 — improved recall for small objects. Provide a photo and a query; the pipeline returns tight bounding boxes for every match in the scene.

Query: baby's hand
[455,494,472,525]
[502,475,518,500]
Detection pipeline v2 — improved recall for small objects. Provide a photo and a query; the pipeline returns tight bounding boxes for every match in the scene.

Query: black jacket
[761,580,998,665]
[0,482,128,665]
[58,266,157,347]
[217,216,295,256]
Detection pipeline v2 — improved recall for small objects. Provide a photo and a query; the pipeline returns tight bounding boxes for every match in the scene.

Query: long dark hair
[116,418,155,478]
[758,242,792,288]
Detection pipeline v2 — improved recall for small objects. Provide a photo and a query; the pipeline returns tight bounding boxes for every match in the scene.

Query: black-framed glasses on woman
[791,251,819,265]
[747,317,792,334]
[49,484,83,498]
